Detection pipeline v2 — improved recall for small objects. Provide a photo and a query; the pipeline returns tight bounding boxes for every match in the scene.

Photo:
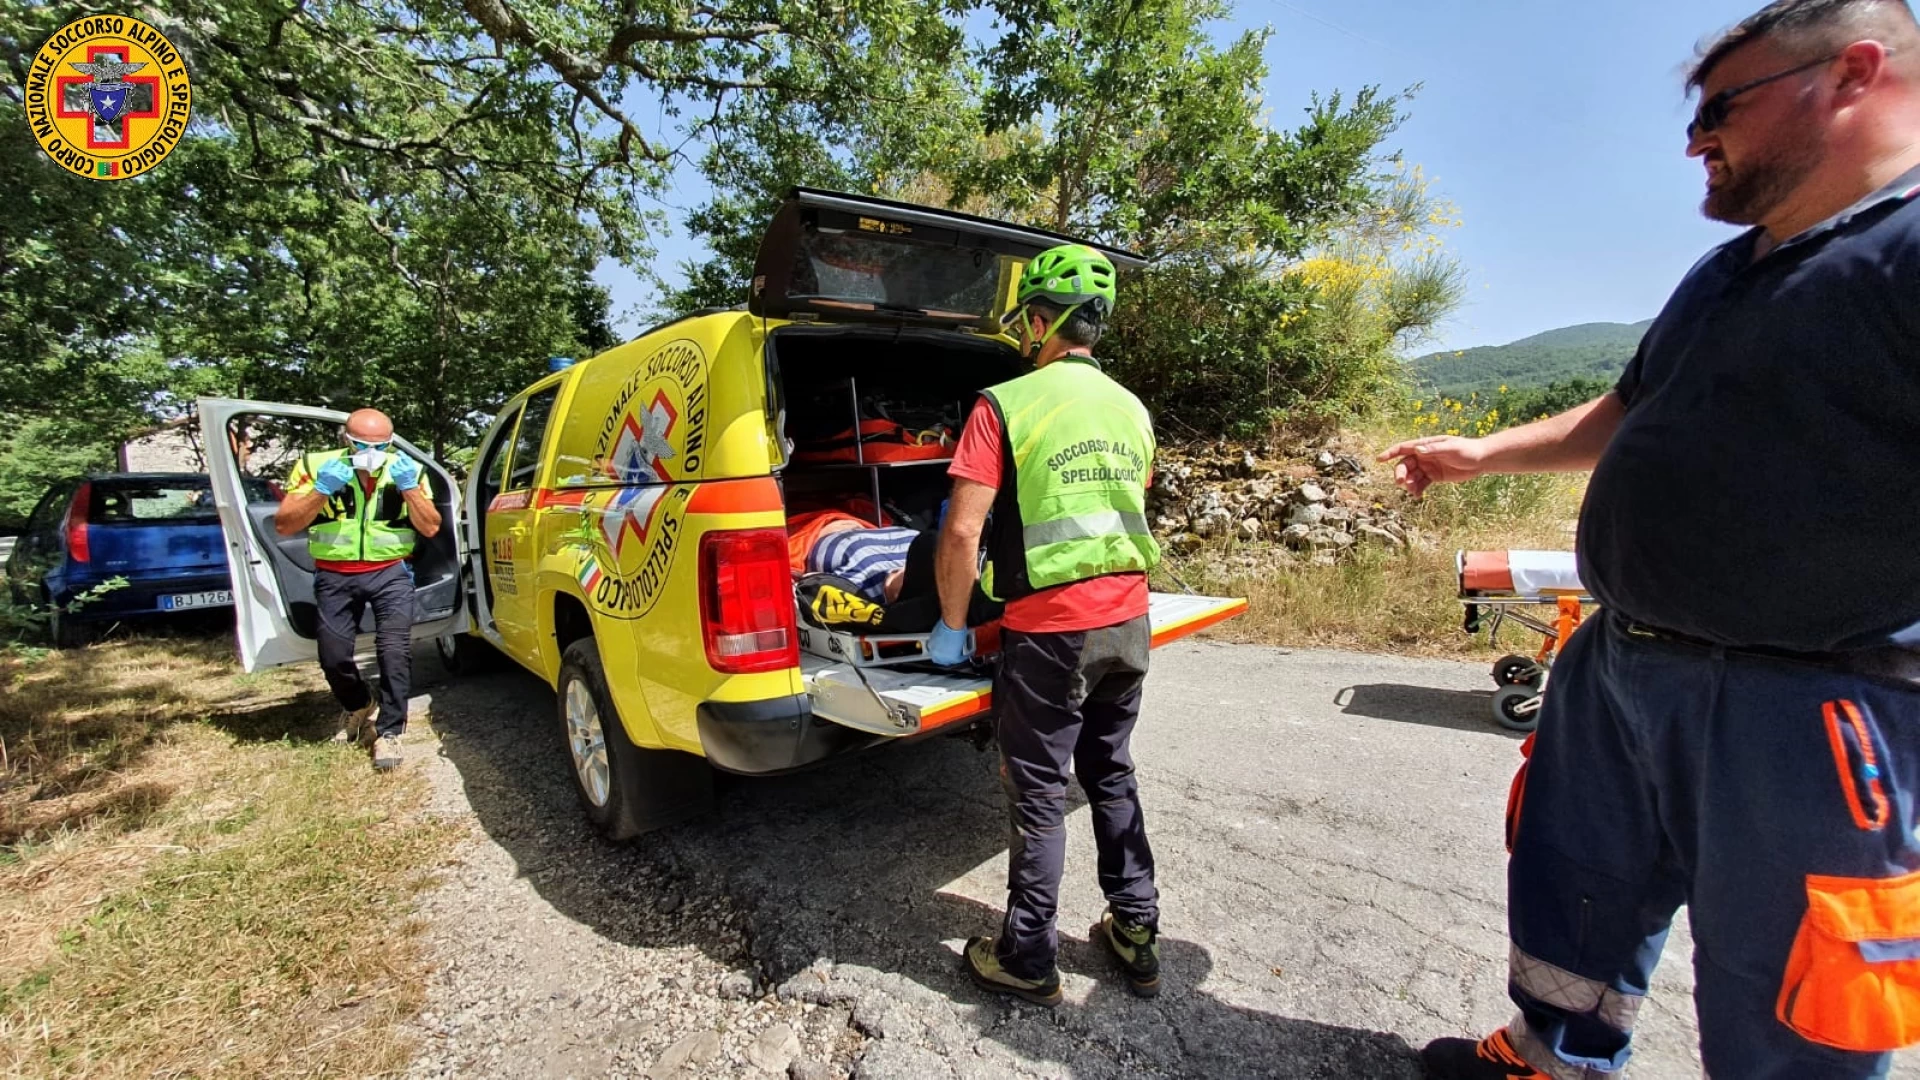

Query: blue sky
[594,0,1766,353]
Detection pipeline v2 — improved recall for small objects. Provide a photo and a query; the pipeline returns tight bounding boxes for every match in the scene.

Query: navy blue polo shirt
[1578,166,1920,652]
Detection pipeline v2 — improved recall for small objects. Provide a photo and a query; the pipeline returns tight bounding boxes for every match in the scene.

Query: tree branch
[457,0,668,163]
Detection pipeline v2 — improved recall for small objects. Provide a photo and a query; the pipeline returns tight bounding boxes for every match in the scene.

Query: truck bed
[801,592,1246,737]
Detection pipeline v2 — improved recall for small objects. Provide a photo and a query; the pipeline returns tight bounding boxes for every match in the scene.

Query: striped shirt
[806,527,918,601]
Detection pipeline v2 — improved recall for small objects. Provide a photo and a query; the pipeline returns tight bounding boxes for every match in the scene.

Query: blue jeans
[1503,610,1920,1079]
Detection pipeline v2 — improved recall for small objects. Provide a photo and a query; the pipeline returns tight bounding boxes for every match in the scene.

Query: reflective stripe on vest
[1023,509,1154,549]
[303,449,418,563]
[982,357,1159,594]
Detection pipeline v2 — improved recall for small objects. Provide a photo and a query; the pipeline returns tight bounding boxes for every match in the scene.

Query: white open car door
[199,397,470,672]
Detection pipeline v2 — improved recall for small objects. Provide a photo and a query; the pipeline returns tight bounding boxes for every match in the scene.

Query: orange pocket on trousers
[1504,732,1535,856]
[1777,869,1920,1052]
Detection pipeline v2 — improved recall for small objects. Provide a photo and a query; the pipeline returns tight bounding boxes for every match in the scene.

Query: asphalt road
[400,639,1919,1079]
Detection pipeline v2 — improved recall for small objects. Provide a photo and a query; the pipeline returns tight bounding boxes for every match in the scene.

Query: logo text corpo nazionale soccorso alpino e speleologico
[24,14,191,180]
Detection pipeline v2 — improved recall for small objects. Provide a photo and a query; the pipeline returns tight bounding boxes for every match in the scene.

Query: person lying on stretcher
[788,510,998,635]
[787,511,930,603]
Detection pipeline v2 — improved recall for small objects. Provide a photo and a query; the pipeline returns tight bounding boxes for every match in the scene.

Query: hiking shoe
[1421,1028,1551,1080]
[963,936,1062,1007]
[1093,910,1161,997]
[337,703,376,746]
[371,733,404,771]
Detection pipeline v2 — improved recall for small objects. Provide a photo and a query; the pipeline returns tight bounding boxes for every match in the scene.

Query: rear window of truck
[788,228,1001,320]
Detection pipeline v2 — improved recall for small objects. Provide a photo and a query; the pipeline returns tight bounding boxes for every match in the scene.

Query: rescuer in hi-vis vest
[276,409,441,771]
[934,244,1162,1006]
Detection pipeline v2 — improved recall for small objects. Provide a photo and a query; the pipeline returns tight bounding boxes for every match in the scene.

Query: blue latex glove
[929,620,972,667]
[387,453,422,491]
[312,457,355,496]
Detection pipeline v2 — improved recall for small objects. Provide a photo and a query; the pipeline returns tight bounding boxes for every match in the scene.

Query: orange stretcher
[1458,550,1593,733]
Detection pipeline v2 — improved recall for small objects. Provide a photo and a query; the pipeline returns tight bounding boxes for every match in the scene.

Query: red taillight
[65,482,92,564]
[699,529,799,675]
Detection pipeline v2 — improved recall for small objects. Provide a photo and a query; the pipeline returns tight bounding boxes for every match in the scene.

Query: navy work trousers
[314,564,414,738]
[993,614,1159,980]
[1503,609,1920,1079]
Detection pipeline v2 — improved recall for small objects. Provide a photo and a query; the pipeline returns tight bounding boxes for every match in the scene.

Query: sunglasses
[348,437,394,452]
[1688,53,1841,140]
[999,304,1032,331]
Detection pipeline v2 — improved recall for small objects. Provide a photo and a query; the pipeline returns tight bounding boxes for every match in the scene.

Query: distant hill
[1411,320,1652,398]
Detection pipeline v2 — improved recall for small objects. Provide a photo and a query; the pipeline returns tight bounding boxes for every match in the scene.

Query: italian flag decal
[576,555,603,592]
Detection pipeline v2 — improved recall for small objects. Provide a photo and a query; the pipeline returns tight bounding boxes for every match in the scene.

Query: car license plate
[162,590,232,611]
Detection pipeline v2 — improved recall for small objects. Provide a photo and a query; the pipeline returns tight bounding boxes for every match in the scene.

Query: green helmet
[1016,244,1117,320]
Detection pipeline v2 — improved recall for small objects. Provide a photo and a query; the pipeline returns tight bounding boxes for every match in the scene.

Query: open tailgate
[803,592,1246,738]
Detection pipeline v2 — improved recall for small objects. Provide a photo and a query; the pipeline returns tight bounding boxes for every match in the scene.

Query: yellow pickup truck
[202,189,1245,839]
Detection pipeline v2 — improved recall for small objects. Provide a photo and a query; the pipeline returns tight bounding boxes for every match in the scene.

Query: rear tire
[555,638,714,840]
[436,632,503,675]
[49,609,91,649]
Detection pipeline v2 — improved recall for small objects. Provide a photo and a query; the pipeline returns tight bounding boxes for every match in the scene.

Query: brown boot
[962,936,1061,1007]
[371,733,403,771]
[337,703,376,746]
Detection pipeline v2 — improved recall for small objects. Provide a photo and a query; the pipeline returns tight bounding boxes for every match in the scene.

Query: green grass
[1174,428,1587,656]
[0,638,458,1078]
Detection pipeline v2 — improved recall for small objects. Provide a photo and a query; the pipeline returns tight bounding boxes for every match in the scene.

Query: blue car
[4,473,269,646]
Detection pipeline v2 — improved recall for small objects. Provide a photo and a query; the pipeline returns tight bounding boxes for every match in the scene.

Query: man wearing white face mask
[276,408,441,770]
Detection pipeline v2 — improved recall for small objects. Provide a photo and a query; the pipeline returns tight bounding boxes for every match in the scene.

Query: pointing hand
[1376,436,1488,498]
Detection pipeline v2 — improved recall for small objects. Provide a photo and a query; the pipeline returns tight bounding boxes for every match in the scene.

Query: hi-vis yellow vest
[980,357,1159,600]
[289,449,422,563]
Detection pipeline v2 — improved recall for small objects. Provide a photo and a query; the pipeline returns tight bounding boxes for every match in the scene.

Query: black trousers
[314,564,413,738]
[993,614,1158,980]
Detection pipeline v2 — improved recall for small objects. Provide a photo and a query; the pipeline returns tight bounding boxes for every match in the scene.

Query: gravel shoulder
[399,639,1917,1079]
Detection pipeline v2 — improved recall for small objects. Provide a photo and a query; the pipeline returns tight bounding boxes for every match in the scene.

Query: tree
[662,0,1464,435]
[961,0,1390,258]
[0,0,969,463]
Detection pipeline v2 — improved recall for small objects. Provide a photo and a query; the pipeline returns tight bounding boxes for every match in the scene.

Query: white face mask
[349,448,389,473]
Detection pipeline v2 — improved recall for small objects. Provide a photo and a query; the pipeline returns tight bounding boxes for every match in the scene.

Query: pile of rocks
[1148,440,1421,562]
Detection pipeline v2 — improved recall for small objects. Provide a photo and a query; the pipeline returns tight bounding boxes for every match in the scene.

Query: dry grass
[1164,433,1591,657]
[0,636,459,1078]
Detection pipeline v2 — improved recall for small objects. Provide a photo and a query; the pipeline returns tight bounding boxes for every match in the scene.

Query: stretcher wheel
[1492,684,1541,733]
[1493,654,1542,687]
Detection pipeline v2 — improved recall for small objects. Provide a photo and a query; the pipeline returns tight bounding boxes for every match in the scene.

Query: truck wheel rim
[564,680,611,807]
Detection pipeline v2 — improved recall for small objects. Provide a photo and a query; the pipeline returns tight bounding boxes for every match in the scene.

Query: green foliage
[3,0,968,453]
[0,418,114,532]
[1402,377,1614,447]
[1413,321,1650,398]
[0,572,126,643]
[1501,377,1617,422]
[666,0,1466,435]
[1103,166,1464,437]
[959,1,1394,257]
[659,5,976,314]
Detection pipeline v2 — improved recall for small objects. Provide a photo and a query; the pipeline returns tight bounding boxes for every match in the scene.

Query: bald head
[344,409,394,443]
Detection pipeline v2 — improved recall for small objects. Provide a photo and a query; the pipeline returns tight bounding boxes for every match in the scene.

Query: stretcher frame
[1456,551,1593,731]
[797,624,973,669]
[801,593,1248,738]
